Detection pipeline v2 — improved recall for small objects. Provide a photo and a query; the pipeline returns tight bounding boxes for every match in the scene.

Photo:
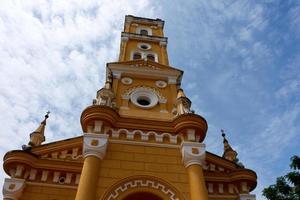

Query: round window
[130,88,158,109]
[137,96,151,106]
[138,43,151,50]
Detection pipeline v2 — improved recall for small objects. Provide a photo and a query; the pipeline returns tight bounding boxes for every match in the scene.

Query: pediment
[107,59,183,74]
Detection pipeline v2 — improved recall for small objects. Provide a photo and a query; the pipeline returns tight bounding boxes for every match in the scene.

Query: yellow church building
[2,15,257,200]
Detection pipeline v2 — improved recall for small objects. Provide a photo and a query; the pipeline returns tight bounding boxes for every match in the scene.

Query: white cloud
[0,0,159,197]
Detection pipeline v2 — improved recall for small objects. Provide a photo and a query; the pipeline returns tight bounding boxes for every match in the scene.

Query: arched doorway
[102,175,184,200]
[123,192,162,200]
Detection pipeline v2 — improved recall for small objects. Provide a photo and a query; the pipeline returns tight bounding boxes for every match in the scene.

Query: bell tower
[93,15,188,122]
[119,15,169,65]
[2,15,257,200]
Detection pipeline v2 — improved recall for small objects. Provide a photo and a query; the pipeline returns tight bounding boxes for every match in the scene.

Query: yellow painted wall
[19,185,76,200]
[97,143,190,200]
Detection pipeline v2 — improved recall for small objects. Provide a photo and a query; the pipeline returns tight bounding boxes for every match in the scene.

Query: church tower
[2,15,257,200]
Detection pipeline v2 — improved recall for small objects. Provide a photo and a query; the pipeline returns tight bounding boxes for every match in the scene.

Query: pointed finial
[22,112,50,150]
[41,111,50,125]
[221,129,238,162]
[221,129,228,143]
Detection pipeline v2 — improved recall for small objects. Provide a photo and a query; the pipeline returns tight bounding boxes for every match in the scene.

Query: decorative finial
[221,129,239,163]
[175,88,191,115]
[221,129,225,137]
[22,112,50,150]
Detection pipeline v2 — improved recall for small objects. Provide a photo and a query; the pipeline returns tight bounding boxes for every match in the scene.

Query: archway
[102,175,183,200]
[123,192,162,200]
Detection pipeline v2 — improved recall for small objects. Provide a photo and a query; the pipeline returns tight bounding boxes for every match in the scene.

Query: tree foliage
[263,156,300,200]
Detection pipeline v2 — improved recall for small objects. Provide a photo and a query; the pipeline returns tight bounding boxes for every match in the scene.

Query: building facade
[2,15,257,200]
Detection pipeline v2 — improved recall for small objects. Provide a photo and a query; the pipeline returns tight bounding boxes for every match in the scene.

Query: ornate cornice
[80,106,207,142]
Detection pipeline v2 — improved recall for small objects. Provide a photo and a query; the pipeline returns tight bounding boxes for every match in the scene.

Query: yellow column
[187,164,208,200]
[75,133,108,200]
[181,141,208,200]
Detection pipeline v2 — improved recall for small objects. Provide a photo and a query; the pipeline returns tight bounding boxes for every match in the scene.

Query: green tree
[263,156,300,200]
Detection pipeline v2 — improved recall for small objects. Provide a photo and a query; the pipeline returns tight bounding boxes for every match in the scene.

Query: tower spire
[22,112,50,150]
[221,129,238,162]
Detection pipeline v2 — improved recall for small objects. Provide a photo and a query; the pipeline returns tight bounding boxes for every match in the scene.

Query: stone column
[75,133,108,200]
[2,178,25,200]
[181,141,208,200]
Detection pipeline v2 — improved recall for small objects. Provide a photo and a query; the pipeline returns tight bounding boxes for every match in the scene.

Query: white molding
[107,128,179,145]
[239,194,256,200]
[136,27,152,36]
[26,181,77,189]
[181,142,206,168]
[156,80,167,88]
[121,77,133,85]
[2,178,25,200]
[83,133,108,159]
[110,139,179,149]
[130,87,159,109]
[168,76,177,84]
[107,179,179,200]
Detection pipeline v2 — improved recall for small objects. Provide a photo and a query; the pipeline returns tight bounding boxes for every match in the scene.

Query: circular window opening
[141,45,148,50]
[138,43,151,50]
[137,96,151,106]
[130,88,158,109]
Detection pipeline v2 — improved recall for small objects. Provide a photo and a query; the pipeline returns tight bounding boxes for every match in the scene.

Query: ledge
[80,105,208,141]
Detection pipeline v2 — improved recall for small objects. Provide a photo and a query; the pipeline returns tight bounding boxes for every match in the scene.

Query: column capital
[181,141,206,168]
[83,133,108,159]
[2,178,25,200]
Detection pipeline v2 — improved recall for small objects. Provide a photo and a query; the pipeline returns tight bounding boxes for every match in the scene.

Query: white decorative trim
[168,76,177,84]
[3,178,25,200]
[123,85,167,104]
[138,43,151,50]
[41,170,49,182]
[83,133,108,159]
[181,142,206,168]
[208,183,213,193]
[107,179,179,200]
[136,27,152,36]
[121,77,133,85]
[112,71,121,79]
[239,194,256,200]
[160,41,168,47]
[106,128,179,144]
[218,184,224,193]
[156,80,167,88]
[121,36,129,41]
[130,50,158,62]
[110,139,179,149]
[26,182,77,189]
[130,87,159,109]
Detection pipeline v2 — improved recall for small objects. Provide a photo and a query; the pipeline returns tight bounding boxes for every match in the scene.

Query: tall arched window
[140,29,148,36]
[147,54,155,61]
[133,52,141,60]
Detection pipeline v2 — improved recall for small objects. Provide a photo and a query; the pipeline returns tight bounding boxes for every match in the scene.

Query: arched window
[147,54,155,61]
[133,52,141,60]
[140,29,148,36]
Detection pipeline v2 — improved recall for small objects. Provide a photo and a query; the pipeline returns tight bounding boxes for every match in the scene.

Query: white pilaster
[181,141,206,168]
[2,178,25,200]
[83,133,108,159]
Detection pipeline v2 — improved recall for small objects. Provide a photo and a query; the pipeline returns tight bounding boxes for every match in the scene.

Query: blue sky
[0,1,300,199]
